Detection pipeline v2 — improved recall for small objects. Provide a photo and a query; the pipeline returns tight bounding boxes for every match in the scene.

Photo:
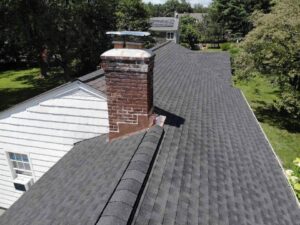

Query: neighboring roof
[0,125,164,225]
[150,17,179,32]
[178,13,208,22]
[1,42,300,225]
[106,31,150,37]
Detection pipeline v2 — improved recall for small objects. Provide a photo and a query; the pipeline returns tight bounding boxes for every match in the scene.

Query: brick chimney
[101,48,155,140]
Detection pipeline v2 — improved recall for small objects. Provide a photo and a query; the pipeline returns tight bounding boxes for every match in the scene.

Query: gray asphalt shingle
[78,69,107,94]
[0,126,164,225]
[132,43,300,225]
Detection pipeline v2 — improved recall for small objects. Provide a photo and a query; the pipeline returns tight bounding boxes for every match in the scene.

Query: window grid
[8,153,32,177]
[167,32,174,40]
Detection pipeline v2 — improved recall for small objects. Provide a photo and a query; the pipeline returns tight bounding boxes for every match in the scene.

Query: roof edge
[240,90,300,207]
[77,69,104,83]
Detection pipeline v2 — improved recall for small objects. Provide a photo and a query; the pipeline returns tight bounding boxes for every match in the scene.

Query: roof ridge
[151,41,172,52]
[96,125,164,225]
[77,69,104,83]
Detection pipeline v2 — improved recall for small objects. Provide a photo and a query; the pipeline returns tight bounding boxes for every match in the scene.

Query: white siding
[0,83,108,208]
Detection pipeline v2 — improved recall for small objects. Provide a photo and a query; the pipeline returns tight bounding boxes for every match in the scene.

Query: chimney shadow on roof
[154,106,185,128]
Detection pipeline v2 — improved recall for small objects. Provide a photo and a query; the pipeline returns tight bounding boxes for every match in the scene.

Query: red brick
[101,51,155,140]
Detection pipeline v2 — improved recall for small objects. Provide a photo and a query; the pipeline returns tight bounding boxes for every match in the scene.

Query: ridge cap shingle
[97,125,164,225]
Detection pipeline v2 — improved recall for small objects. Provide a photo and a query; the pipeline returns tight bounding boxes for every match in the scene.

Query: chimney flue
[101,47,155,140]
[112,41,144,49]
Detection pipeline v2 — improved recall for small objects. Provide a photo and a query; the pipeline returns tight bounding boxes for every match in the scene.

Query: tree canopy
[0,0,151,78]
[235,0,300,117]
[209,0,273,36]
[116,0,150,31]
[1,0,118,77]
[145,0,193,17]
[180,16,200,50]
[193,4,209,13]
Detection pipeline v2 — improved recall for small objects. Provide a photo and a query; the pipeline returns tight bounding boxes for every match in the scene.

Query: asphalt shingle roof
[78,69,107,94]
[0,42,299,225]
[132,43,300,225]
[0,126,164,225]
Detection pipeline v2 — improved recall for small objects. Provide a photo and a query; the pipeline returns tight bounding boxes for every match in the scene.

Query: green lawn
[0,68,66,111]
[201,48,223,52]
[235,75,300,169]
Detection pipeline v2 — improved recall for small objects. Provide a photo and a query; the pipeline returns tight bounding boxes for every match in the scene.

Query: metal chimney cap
[106,31,151,37]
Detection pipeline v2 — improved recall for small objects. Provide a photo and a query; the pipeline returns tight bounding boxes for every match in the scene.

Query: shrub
[286,158,300,200]
[220,43,231,51]
[229,47,240,56]
[180,42,190,49]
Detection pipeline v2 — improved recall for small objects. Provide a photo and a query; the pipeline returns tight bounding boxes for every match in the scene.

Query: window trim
[5,151,35,181]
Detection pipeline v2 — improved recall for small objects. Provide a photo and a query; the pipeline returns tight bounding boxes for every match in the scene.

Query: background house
[149,17,180,43]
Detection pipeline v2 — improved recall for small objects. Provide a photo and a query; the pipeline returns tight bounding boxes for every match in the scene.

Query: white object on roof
[102,48,154,59]
[106,31,150,36]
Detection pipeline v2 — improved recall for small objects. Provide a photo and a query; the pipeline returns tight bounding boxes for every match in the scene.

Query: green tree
[116,0,150,31]
[0,0,46,66]
[180,16,200,50]
[1,0,117,77]
[164,0,192,16]
[209,0,273,36]
[235,0,300,118]
[199,14,224,44]
[145,0,193,17]
[193,4,208,13]
[145,2,164,17]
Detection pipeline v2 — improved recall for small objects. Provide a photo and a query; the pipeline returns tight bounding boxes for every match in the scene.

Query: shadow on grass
[254,103,300,133]
[0,69,67,111]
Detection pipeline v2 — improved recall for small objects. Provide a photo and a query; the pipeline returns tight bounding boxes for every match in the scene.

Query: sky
[143,0,212,7]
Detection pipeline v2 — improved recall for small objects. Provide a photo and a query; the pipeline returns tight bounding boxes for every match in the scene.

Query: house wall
[0,86,109,208]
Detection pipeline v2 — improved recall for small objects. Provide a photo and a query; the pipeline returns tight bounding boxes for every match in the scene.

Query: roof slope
[132,43,300,225]
[78,69,107,95]
[0,126,163,225]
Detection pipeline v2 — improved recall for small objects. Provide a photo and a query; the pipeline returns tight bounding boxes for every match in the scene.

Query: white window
[167,32,174,40]
[8,152,33,178]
